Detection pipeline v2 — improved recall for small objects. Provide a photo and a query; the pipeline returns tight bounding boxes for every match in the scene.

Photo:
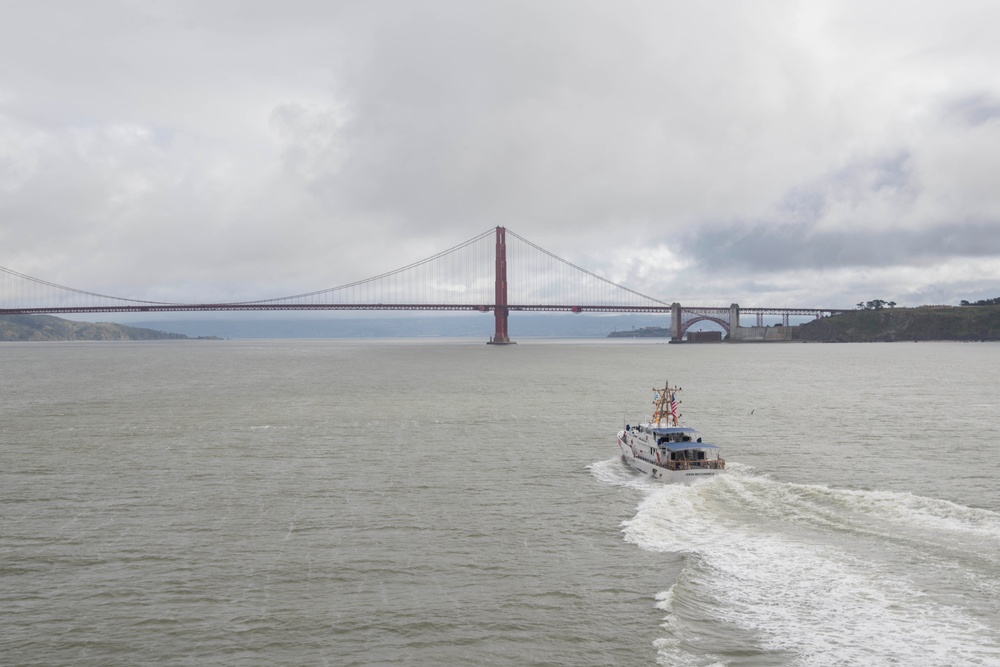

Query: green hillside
[797,306,1000,342]
[0,314,188,341]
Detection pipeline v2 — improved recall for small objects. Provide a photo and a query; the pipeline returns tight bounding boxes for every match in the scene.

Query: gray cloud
[946,93,1000,127]
[1,0,1000,308]
[682,219,1000,272]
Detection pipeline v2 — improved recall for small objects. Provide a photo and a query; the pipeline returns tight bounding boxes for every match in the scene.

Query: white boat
[617,381,725,483]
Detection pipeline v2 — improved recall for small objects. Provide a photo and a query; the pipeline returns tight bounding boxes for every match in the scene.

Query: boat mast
[652,381,681,426]
[652,380,680,427]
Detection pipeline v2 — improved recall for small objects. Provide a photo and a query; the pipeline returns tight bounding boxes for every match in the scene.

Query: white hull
[618,432,724,484]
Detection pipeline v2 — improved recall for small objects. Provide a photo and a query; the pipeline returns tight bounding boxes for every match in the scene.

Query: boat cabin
[623,424,724,470]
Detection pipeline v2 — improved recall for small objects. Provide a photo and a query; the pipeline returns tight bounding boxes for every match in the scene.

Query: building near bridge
[686,330,724,343]
[729,325,794,342]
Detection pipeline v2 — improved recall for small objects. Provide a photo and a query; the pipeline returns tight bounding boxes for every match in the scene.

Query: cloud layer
[2,0,1000,307]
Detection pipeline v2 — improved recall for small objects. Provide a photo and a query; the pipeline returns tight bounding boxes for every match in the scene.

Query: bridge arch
[671,303,740,340]
[677,314,730,338]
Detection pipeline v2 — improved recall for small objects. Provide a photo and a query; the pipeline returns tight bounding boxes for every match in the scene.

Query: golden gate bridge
[0,227,849,342]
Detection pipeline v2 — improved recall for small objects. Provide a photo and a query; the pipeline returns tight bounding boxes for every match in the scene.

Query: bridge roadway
[1,304,851,317]
[2,302,854,343]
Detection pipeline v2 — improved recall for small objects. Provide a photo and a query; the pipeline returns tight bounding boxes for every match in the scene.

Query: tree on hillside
[856,299,894,310]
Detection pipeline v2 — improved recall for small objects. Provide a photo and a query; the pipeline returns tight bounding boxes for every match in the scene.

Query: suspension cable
[0,265,178,305]
[504,229,669,305]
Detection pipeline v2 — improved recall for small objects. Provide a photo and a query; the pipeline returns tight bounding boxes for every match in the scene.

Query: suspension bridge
[0,227,849,343]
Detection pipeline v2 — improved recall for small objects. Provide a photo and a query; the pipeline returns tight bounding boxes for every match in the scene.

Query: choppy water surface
[2,339,999,665]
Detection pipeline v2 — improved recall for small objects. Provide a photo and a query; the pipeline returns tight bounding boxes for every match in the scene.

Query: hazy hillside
[0,315,189,341]
[797,306,1000,342]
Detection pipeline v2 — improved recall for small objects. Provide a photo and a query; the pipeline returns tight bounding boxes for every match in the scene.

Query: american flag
[670,393,679,418]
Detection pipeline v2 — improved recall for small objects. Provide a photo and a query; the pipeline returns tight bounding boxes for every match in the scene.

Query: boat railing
[632,452,727,471]
[660,458,726,471]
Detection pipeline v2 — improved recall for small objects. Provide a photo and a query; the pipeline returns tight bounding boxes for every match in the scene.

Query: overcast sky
[3,0,1000,309]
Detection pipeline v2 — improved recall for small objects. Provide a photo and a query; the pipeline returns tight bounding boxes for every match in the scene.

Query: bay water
[2,339,999,666]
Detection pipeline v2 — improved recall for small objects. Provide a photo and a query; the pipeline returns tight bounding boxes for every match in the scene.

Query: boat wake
[593,462,1000,666]
[588,456,662,492]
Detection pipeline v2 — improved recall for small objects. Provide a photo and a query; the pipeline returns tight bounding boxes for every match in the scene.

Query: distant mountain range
[0,313,671,341]
[122,314,672,339]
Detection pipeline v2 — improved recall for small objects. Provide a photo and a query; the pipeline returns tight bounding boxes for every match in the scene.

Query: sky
[2,0,1000,310]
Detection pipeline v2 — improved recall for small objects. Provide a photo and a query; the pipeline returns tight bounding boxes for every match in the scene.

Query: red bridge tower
[488,226,514,345]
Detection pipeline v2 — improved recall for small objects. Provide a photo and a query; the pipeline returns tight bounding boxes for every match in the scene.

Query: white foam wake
[600,467,1000,665]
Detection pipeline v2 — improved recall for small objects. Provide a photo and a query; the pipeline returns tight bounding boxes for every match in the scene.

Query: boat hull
[618,434,724,484]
